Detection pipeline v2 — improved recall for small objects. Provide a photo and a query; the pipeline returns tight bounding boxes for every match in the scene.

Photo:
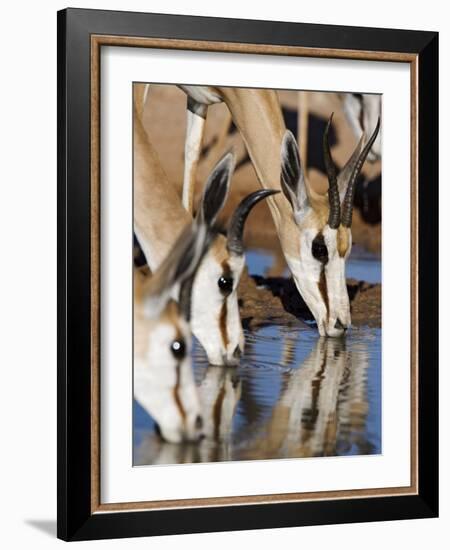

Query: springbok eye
[218,275,233,295]
[170,339,186,360]
[311,234,329,264]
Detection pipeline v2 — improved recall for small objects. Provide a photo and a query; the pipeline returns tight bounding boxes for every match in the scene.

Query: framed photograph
[57,8,438,541]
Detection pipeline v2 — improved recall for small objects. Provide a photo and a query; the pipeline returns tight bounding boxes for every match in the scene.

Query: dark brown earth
[237,268,381,330]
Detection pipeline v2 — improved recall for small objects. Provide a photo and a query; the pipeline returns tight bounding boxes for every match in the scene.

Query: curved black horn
[227,189,280,256]
[341,117,381,227]
[323,113,340,229]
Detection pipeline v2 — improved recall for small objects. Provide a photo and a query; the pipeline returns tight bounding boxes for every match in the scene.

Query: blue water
[246,246,381,283]
[133,250,382,465]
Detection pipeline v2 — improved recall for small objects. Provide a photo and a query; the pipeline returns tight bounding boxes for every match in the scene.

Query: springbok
[134,91,278,364]
[177,86,380,336]
[134,220,212,443]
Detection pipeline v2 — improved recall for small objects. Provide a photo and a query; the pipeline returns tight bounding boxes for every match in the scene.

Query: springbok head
[191,153,279,365]
[280,115,380,337]
[341,93,382,162]
[134,221,212,443]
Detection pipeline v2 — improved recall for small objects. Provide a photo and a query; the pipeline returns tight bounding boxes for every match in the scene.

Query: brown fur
[133,89,191,267]
[182,87,354,270]
[318,269,329,321]
[218,259,232,348]
[173,364,187,423]
[210,234,230,264]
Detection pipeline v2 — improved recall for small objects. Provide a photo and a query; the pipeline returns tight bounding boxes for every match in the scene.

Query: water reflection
[134,325,381,465]
[240,337,371,459]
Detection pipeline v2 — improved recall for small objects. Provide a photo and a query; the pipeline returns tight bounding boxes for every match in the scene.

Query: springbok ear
[144,221,212,320]
[198,152,235,226]
[280,130,309,217]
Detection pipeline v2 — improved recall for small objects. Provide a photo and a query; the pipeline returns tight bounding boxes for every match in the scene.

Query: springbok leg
[298,91,309,175]
[182,97,208,214]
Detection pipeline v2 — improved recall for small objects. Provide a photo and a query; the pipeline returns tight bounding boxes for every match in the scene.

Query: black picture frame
[57,7,438,541]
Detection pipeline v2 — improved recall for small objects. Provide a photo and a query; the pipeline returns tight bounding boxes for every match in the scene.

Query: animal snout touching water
[279,114,380,336]
[132,83,382,460]
[134,91,277,366]
[192,186,280,366]
[134,221,213,443]
[176,84,380,337]
[134,326,380,464]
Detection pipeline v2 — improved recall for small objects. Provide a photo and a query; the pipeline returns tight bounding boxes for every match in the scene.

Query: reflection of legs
[182,97,207,214]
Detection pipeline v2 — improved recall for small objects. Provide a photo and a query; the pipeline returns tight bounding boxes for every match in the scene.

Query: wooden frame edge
[410,54,419,499]
[91,34,417,62]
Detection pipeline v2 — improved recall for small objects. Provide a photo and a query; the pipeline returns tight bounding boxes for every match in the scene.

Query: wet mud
[237,268,381,330]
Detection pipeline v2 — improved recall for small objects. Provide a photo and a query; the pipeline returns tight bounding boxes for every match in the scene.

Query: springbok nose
[334,318,347,331]
[233,345,242,359]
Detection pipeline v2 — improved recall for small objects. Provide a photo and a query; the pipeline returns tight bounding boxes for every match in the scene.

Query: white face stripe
[190,251,245,366]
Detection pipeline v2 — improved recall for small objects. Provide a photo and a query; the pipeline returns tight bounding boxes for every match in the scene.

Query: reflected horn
[323,113,341,229]
[341,117,381,227]
[227,189,280,256]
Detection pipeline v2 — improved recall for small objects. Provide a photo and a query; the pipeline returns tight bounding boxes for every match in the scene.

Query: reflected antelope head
[134,221,212,443]
[191,154,279,365]
[280,115,380,336]
[341,93,382,162]
[241,336,370,459]
[199,366,241,442]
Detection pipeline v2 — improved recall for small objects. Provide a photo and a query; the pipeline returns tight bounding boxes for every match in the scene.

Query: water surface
[133,250,381,466]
